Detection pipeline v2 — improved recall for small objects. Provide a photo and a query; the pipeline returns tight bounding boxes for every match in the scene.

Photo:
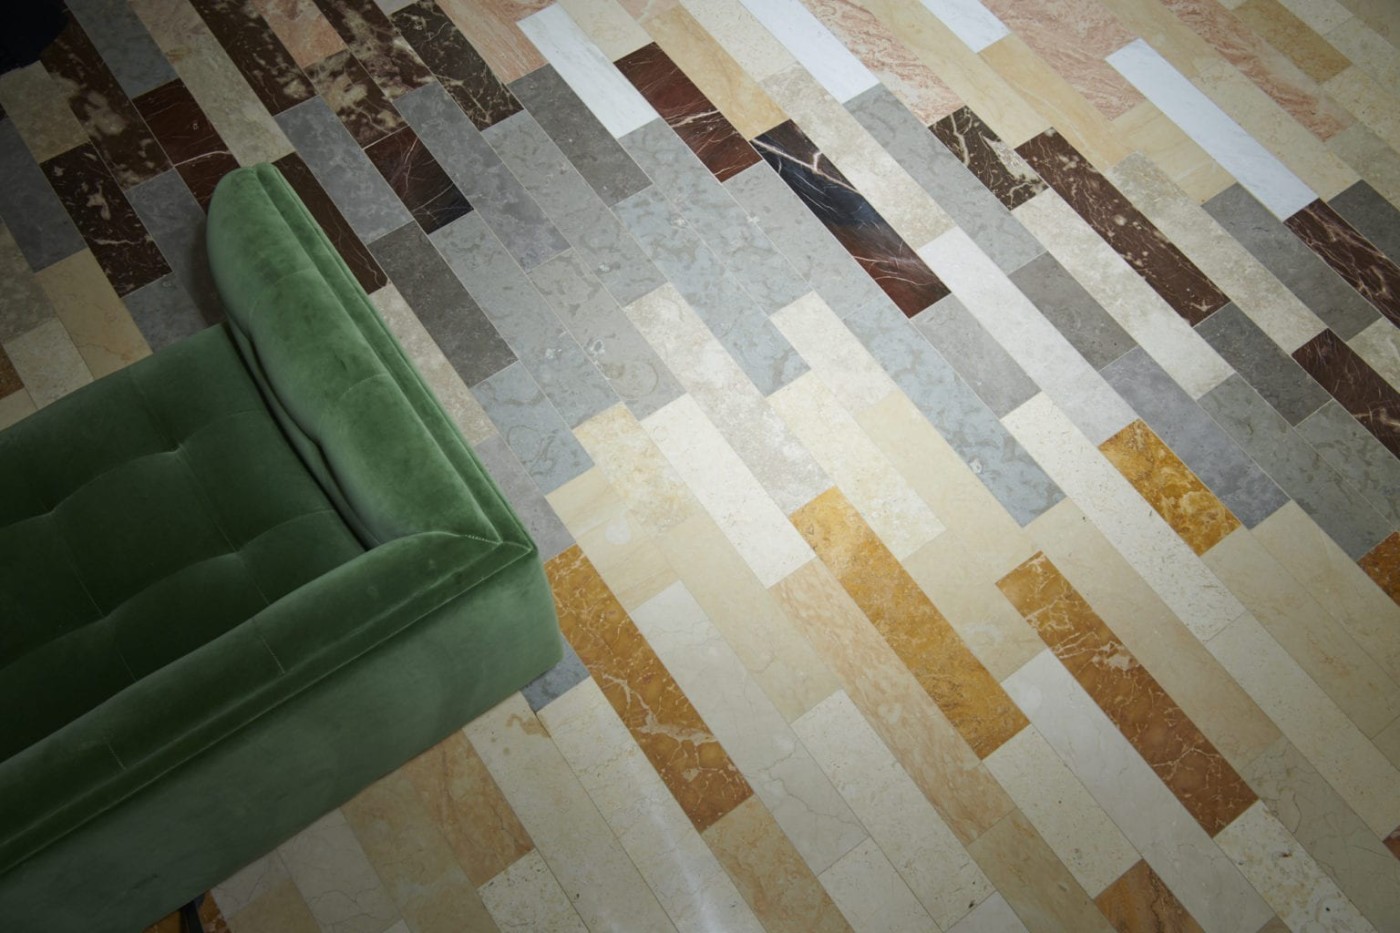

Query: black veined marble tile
[365,125,472,234]
[1293,328,1400,459]
[305,48,404,148]
[930,106,1045,211]
[133,79,240,210]
[389,0,520,130]
[311,0,434,102]
[272,151,387,293]
[1286,198,1400,329]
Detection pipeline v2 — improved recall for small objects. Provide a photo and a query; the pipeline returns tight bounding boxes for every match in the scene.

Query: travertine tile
[817,838,934,933]
[946,893,1029,933]
[1095,859,1204,933]
[478,851,586,933]
[558,0,650,60]
[573,403,700,535]
[1326,65,1400,155]
[1235,0,1351,84]
[35,250,151,379]
[675,0,794,84]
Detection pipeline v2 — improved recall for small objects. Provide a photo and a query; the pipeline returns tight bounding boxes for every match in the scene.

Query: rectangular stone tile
[947,894,1029,933]
[134,79,240,209]
[1297,399,1400,528]
[770,292,897,414]
[570,404,700,539]
[1104,348,1288,529]
[472,433,573,562]
[250,0,346,70]
[1,390,36,429]
[818,837,935,932]
[478,849,587,933]
[35,250,151,380]
[0,223,57,345]
[0,63,88,164]
[1287,197,1400,328]
[0,123,85,273]
[221,880,320,933]
[1204,184,1378,341]
[1095,860,1205,933]
[1009,251,1134,371]
[309,0,434,100]
[1202,374,1391,559]
[126,169,223,323]
[122,274,209,352]
[473,361,590,493]
[1235,0,1350,84]
[432,212,615,428]
[1360,533,1400,609]
[304,48,405,148]
[735,0,875,105]
[188,0,314,115]
[845,298,1063,526]
[1198,302,1332,426]
[1113,98,1234,205]
[391,0,520,130]
[278,809,402,933]
[1329,180,1400,267]
[930,106,1046,211]
[912,295,1036,419]
[614,188,806,396]
[211,850,292,919]
[999,552,1256,835]
[273,151,387,292]
[432,0,543,86]
[66,0,179,98]
[1349,317,1400,391]
[369,220,513,387]
[0,346,21,400]
[677,0,795,85]
[3,319,91,408]
[520,635,590,713]
[1294,327,1400,458]
[365,125,473,234]
[397,82,567,270]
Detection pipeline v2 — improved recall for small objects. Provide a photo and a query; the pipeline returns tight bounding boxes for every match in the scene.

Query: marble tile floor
[3,0,1400,930]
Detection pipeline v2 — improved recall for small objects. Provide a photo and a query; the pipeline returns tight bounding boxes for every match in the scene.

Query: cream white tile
[984,726,1139,898]
[920,228,1134,446]
[946,893,1029,933]
[277,810,401,933]
[573,404,701,536]
[632,582,868,874]
[1107,39,1315,219]
[1004,651,1274,933]
[4,319,91,408]
[213,851,293,919]
[736,0,877,102]
[539,679,764,933]
[519,5,658,138]
[1349,318,1400,391]
[1206,612,1400,837]
[479,851,588,933]
[557,0,650,60]
[1004,393,1246,642]
[1015,191,1234,400]
[678,0,795,82]
[643,394,814,587]
[1216,802,1375,933]
[466,693,677,932]
[817,838,934,933]
[918,0,1008,52]
[793,691,993,930]
[770,292,899,415]
[1377,717,1400,771]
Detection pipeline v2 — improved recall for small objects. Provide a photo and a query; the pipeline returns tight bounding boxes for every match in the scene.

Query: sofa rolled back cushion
[207,165,493,547]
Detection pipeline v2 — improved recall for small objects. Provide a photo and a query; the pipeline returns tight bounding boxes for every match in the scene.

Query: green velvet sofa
[0,164,563,931]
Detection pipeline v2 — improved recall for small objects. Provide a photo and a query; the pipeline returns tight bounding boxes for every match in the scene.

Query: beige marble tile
[35,251,150,379]
[817,838,933,933]
[466,693,677,931]
[478,851,586,933]
[559,0,650,60]
[0,389,36,430]
[214,852,293,919]
[1348,318,1400,390]
[793,690,993,929]
[573,403,701,535]
[1326,65,1400,153]
[0,225,55,345]
[1112,100,1235,203]
[224,878,320,933]
[1326,17,1400,98]
[946,893,1029,933]
[1377,716,1400,770]
[249,0,345,69]
[4,319,92,409]
[0,63,88,163]
[676,0,795,83]
[770,293,898,416]
[1329,121,1400,210]
[277,809,402,933]
[1278,0,1353,35]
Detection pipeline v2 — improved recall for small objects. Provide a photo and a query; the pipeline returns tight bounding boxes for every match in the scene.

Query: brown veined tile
[790,487,1027,758]
[615,43,758,183]
[1100,420,1241,556]
[250,0,347,70]
[305,48,405,147]
[133,79,240,210]
[1385,826,1400,860]
[0,345,22,399]
[189,0,314,115]
[1095,860,1205,933]
[390,0,521,130]
[39,13,171,189]
[1017,128,1228,325]
[273,151,387,293]
[1233,0,1351,85]
[930,106,1045,210]
[1286,199,1400,329]
[41,144,170,297]
[1360,532,1400,608]
[997,552,1257,836]
[310,0,434,101]
[1293,328,1400,458]
[435,0,545,85]
[365,126,473,234]
[546,545,753,832]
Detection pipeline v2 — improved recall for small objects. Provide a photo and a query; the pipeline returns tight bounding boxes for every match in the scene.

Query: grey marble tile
[620,120,807,314]
[369,221,515,386]
[0,121,84,272]
[123,273,213,352]
[723,160,883,319]
[848,85,1041,274]
[1201,374,1390,559]
[846,297,1063,526]
[483,110,663,307]
[1297,400,1400,529]
[66,0,177,98]
[276,97,412,244]
[0,224,55,344]
[1104,347,1287,528]
[1329,180,1400,267]
[432,212,616,428]
[614,185,807,397]
[913,294,1037,417]
[397,82,567,270]
[472,432,574,562]
[1204,184,1377,340]
[521,637,590,712]
[126,169,224,324]
[1196,302,1329,424]
[530,249,683,421]
[473,360,592,494]
[1010,251,1136,371]
[509,65,650,207]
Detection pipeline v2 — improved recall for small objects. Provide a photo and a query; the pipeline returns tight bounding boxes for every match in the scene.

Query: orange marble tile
[1385,826,1400,860]
[1361,532,1400,608]
[437,0,545,84]
[998,553,1257,836]
[1100,420,1241,556]
[1233,0,1351,84]
[199,894,231,933]
[1095,860,1205,933]
[249,0,345,69]
[400,731,533,886]
[1160,0,1352,141]
[546,546,752,832]
[790,487,1027,758]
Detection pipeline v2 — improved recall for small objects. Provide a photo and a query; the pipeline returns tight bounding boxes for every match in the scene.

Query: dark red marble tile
[389,0,520,130]
[1017,128,1228,325]
[614,43,758,183]
[1293,328,1400,458]
[39,13,170,189]
[305,48,404,147]
[134,79,240,210]
[930,106,1045,210]
[273,152,387,293]
[42,143,170,296]
[189,0,313,115]
[753,120,948,318]
[312,0,433,102]
[0,344,22,399]
[1286,199,1400,329]
[365,125,471,234]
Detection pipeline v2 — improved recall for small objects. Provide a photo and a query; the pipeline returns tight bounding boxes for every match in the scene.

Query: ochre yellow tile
[1360,532,1400,608]
[1100,420,1241,556]
[546,546,752,831]
[790,487,1027,758]
[998,552,1257,836]
[1234,0,1351,84]
[1096,860,1206,933]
